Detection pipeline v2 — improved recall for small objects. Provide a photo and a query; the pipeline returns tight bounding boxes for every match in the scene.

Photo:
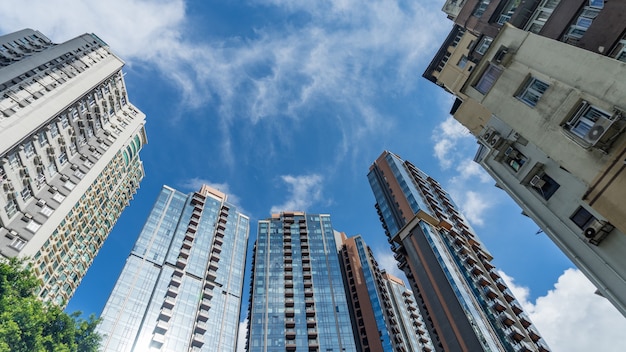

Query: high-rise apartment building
[98,185,249,352]
[338,233,434,352]
[246,212,357,352]
[0,29,147,305]
[422,0,626,316]
[382,272,434,352]
[368,151,549,351]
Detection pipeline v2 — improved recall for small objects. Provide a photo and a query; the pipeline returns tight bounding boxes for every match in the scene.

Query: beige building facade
[432,23,626,316]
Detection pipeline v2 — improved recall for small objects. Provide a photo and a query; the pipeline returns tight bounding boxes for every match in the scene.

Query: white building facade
[0,29,147,305]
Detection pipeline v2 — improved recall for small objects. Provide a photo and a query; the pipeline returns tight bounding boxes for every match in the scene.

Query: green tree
[0,258,101,352]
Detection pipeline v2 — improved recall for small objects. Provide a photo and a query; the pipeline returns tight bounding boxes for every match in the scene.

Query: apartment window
[21,186,32,201]
[24,142,34,157]
[570,206,595,229]
[40,205,54,217]
[71,108,79,121]
[610,39,626,62]
[9,237,26,251]
[503,147,527,172]
[37,130,48,146]
[8,152,19,169]
[47,162,57,177]
[457,56,468,69]
[4,198,18,218]
[475,63,503,94]
[531,173,560,200]
[473,0,491,17]
[436,52,451,72]
[58,152,67,165]
[517,77,549,107]
[50,124,59,138]
[525,0,561,33]
[475,36,493,55]
[562,6,601,43]
[564,102,612,141]
[26,219,42,233]
[52,192,65,203]
[60,115,69,128]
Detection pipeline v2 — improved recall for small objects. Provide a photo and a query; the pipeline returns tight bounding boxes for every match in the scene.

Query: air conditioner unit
[584,115,614,145]
[584,220,614,246]
[488,133,503,149]
[58,137,66,145]
[47,146,55,155]
[33,156,42,165]
[529,175,546,188]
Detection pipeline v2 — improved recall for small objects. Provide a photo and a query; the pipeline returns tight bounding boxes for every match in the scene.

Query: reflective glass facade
[247,212,356,352]
[98,185,249,352]
[368,151,549,351]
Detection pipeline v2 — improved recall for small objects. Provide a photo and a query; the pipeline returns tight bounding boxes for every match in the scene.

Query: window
[475,63,503,94]
[475,36,493,55]
[457,56,468,69]
[37,130,48,146]
[21,186,32,201]
[562,6,601,43]
[50,124,59,138]
[503,147,527,172]
[609,39,626,62]
[473,0,491,17]
[517,77,549,107]
[570,206,595,229]
[525,0,561,33]
[52,192,66,203]
[4,198,18,218]
[40,205,54,217]
[24,142,34,157]
[26,219,42,233]
[10,237,26,251]
[60,115,69,128]
[563,102,613,143]
[531,173,560,200]
[58,152,67,165]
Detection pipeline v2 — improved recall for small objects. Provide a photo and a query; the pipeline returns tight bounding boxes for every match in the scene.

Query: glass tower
[368,151,549,352]
[98,185,249,352]
[247,212,357,352]
[0,29,147,305]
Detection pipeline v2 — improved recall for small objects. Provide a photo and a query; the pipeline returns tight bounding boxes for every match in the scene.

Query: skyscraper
[368,151,549,351]
[246,212,357,352]
[0,29,147,305]
[338,233,435,352]
[98,185,249,352]
[382,272,434,352]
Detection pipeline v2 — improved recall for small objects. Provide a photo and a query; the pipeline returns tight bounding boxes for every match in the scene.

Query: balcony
[179,248,190,259]
[306,317,316,327]
[176,256,187,268]
[285,318,295,327]
[170,273,183,286]
[200,296,211,308]
[163,296,175,309]
[159,307,173,320]
[304,288,314,297]
[206,270,217,281]
[209,260,219,271]
[489,298,506,313]
[308,328,318,338]
[155,319,169,332]
[191,333,204,347]
[285,280,294,288]
[194,321,208,334]
[184,232,195,241]
[285,289,294,297]
[166,285,178,298]
[505,325,525,343]
[285,328,296,338]
[285,298,294,307]
[483,286,498,299]
[198,309,209,321]
[182,239,193,249]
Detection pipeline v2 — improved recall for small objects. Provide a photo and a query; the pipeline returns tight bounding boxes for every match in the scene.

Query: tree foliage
[0,258,101,352]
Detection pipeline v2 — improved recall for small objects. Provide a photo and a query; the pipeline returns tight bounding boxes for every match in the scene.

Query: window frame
[516,77,549,107]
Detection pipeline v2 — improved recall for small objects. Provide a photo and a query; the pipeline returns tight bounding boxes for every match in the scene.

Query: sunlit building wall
[98,185,249,352]
[0,29,147,305]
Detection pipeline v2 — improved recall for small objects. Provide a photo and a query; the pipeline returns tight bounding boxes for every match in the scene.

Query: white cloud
[432,116,473,169]
[0,0,450,167]
[457,190,492,226]
[179,177,242,207]
[236,319,248,352]
[500,269,626,352]
[374,247,405,280]
[270,174,324,213]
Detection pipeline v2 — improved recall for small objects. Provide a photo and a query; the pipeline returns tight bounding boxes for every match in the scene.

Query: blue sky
[2,0,625,350]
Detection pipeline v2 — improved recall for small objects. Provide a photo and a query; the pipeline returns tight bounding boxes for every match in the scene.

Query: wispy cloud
[500,269,626,351]
[270,174,324,213]
[373,247,404,280]
[0,0,449,168]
